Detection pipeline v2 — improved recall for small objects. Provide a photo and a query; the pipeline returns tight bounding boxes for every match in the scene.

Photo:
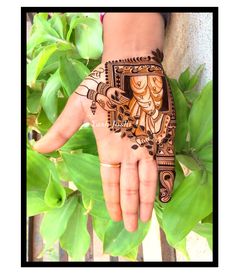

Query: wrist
[102,13,165,63]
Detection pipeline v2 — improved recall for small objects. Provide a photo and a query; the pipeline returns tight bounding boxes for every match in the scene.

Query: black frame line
[21,6,218,267]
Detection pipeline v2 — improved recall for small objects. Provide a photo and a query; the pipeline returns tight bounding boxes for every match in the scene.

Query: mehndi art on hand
[75,49,176,202]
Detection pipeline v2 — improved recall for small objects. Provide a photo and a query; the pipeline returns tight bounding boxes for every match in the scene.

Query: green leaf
[59,56,89,96]
[192,223,212,250]
[36,108,53,134]
[61,152,104,201]
[27,191,50,217]
[71,59,90,78]
[93,215,139,260]
[36,13,49,21]
[184,90,199,104]
[55,159,72,182]
[36,96,67,134]
[42,151,61,159]
[66,16,99,42]
[84,58,102,71]
[60,200,90,261]
[176,154,201,171]
[60,125,98,155]
[122,246,139,261]
[44,172,66,208]
[39,56,59,76]
[93,218,140,260]
[169,79,189,152]
[41,69,61,123]
[58,96,68,115]
[27,44,58,86]
[74,17,103,59]
[27,13,61,55]
[174,159,185,191]
[178,67,190,91]
[66,16,82,41]
[92,216,110,241]
[66,13,100,25]
[162,170,212,246]
[82,193,110,219]
[196,144,213,173]
[27,79,45,94]
[27,88,42,114]
[189,81,212,150]
[40,194,78,251]
[202,212,213,223]
[64,187,74,197]
[173,238,190,261]
[27,149,52,191]
[38,44,80,77]
[27,32,59,57]
[103,220,150,256]
[33,13,60,38]
[188,64,205,90]
[27,148,66,209]
[49,14,67,39]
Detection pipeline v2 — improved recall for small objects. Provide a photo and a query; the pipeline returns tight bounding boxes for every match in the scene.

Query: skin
[33,13,165,232]
[102,13,165,62]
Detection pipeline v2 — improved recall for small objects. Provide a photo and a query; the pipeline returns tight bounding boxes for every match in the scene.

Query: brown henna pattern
[75,49,176,202]
[89,68,105,79]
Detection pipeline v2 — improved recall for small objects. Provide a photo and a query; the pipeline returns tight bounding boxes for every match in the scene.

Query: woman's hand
[33,59,176,232]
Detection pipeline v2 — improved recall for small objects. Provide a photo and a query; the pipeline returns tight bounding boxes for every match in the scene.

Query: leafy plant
[155,66,213,257]
[26,13,213,261]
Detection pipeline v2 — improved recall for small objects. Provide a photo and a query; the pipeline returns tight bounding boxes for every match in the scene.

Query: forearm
[102,13,165,62]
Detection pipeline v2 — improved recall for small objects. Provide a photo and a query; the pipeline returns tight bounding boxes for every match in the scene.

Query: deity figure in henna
[74,49,176,202]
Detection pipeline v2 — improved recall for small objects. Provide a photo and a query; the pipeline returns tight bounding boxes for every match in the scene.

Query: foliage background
[26,13,213,261]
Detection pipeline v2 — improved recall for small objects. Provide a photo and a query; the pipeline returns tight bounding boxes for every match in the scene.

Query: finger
[139,158,157,222]
[106,100,116,110]
[33,92,85,153]
[100,165,122,221]
[120,161,139,232]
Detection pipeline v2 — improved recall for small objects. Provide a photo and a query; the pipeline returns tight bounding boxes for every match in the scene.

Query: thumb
[33,92,85,154]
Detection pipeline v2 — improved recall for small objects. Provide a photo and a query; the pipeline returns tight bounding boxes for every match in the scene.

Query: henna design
[97,82,110,96]
[86,89,98,101]
[86,89,98,114]
[74,49,176,202]
[151,48,164,63]
[88,68,105,79]
[97,99,105,108]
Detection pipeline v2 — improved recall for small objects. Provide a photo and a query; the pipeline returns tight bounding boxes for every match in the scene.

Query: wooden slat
[27,217,34,261]
[28,215,43,261]
[85,215,94,261]
[110,256,119,261]
[59,245,68,261]
[27,12,35,24]
[159,228,176,261]
[137,244,144,261]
